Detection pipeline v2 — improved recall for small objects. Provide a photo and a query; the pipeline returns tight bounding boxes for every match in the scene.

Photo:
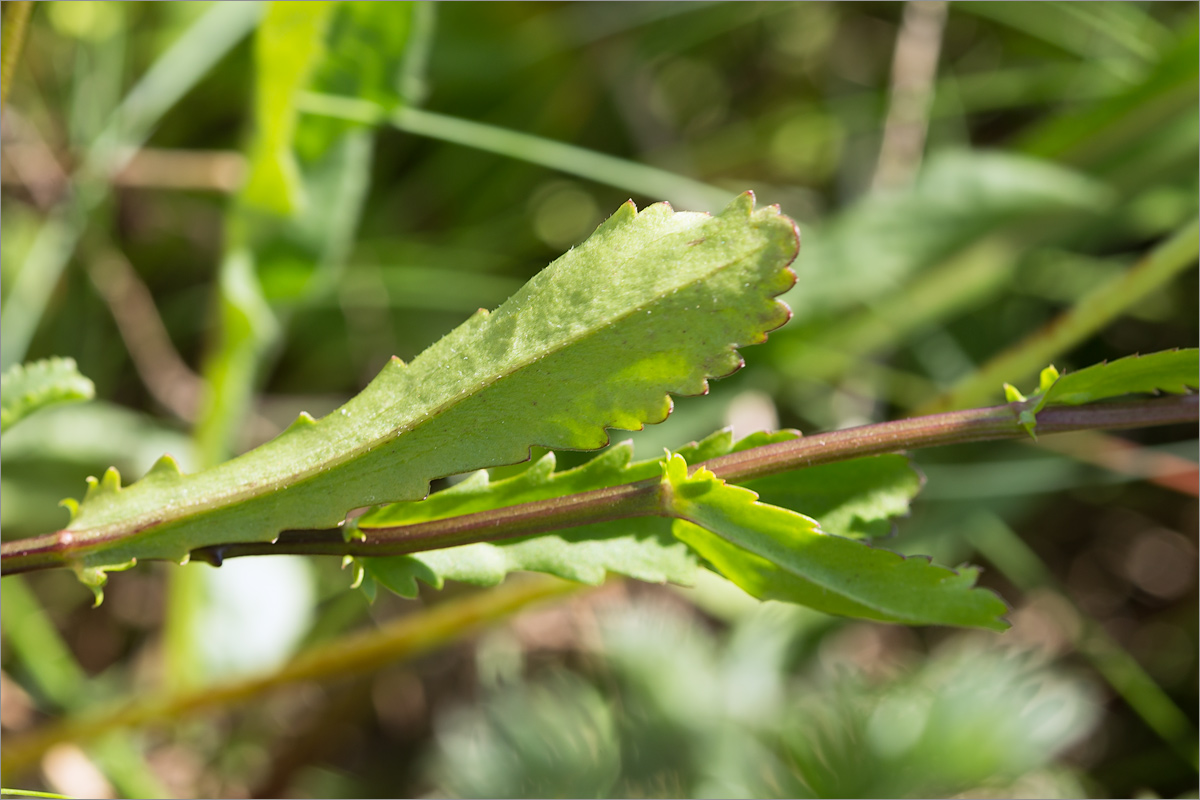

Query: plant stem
[196,477,666,564]
[203,395,1200,560]
[295,92,733,212]
[8,395,1191,575]
[1,395,1193,575]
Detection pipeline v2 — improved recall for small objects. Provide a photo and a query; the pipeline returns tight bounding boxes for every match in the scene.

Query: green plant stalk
[0,0,32,108]
[0,789,72,799]
[294,92,733,211]
[919,219,1200,414]
[3,394,1193,575]
[965,513,1199,771]
[0,575,582,778]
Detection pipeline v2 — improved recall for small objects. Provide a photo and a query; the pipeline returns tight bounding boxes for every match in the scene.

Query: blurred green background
[1,2,1196,797]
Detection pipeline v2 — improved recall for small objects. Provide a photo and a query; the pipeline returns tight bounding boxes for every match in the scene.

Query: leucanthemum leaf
[0,357,95,433]
[662,455,1008,630]
[56,193,798,586]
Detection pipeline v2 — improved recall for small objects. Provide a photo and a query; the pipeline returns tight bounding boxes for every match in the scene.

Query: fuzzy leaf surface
[56,193,797,576]
[662,455,1009,630]
[1,358,95,433]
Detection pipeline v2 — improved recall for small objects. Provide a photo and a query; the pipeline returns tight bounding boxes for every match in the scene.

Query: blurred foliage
[1,1,1196,798]
[428,600,1100,798]
[0,357,94,433]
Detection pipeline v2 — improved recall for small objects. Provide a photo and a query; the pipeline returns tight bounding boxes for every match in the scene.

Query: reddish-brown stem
[192,479,666,565]
[1,395,1195,575]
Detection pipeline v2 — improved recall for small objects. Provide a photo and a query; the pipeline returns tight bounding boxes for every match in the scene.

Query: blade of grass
[79,2,264,183]
[1018,21,1198,170]
[959,2,1164,65]
[294,91,733,211]
[0,579,88,708]
[918,219,1199,414]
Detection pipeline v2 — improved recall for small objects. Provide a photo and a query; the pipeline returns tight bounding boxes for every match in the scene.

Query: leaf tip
[724,190,756,217]
[1037,364,1060,393]
[147,453,183,478]
[660,452,688,488]
[284,411,318,434]
[344,555,366,588]
[83,467,123,502]
[598,199,639,232]
[73,558,136,607]
[59,496,80,521]
[1003,383,1027,403]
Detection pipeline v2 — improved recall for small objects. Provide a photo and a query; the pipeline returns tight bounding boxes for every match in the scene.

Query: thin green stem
[0,789,73,800]
[295,92,733,211]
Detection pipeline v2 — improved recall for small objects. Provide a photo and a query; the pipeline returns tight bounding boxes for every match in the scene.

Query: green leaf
[1006,349,1199,439]
[355,427,761,599]
[744,453,923,540]
[58,193,798,584]
[356,428,924,600]
[0,357,95,433]
[1007,365,1061,437]
[241,1,336,216]
[662,455,1009,630]
[1040,349,1199,406]
[359,444,698,598]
